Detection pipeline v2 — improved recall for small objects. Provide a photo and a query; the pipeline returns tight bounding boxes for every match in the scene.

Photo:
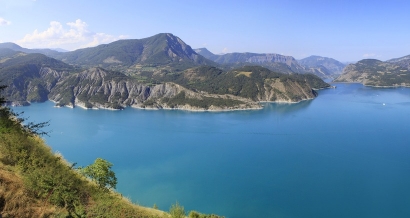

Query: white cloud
[16,19,127,50]
[221,47,229,54]
[0,17,11,26]
[363,53,381,58]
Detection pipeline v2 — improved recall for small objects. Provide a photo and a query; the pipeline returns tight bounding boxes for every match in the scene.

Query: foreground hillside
[0,86,224,217]
[334,59,410,86]
[0,91,166,217]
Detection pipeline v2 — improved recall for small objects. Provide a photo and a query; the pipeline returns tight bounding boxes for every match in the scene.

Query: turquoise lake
[13,83,410,218]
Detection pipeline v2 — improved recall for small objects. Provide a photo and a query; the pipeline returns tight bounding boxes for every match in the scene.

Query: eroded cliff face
[45,68,261,110]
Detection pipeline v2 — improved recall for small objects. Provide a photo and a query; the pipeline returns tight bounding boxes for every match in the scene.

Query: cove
[13,83,410,218]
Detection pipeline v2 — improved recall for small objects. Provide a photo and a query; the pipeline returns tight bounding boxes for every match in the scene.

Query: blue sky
[1,0,409,62]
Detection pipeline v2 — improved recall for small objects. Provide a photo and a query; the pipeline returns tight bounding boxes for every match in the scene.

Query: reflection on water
[261,100,313,114]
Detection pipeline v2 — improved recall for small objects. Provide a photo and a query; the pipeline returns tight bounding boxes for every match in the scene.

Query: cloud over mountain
[16,19,127,50]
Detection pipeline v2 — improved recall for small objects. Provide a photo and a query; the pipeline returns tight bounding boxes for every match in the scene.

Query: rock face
[334,59,410,86]
[3,66,260,110]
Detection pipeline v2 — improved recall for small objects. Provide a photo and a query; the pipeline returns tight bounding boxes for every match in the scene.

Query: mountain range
[194,48,345,79]
[0,33,334,110]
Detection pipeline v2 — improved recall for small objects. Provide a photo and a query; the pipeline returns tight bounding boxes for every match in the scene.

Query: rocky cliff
[3,67,260,110]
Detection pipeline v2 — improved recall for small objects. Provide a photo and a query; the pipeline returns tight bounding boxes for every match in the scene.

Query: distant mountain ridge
[194,48,345,79]
[0,34,215,73]
[298,55,346,74]
[0,42,61,57]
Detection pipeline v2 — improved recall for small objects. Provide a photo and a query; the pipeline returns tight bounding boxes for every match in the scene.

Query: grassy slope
[0,105,169,217]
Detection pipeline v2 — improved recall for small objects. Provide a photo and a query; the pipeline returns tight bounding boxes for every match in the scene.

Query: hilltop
[334,58,410,86]
[50,33,215,72]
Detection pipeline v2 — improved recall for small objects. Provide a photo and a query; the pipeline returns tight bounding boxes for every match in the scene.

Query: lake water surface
[14,83,410,218]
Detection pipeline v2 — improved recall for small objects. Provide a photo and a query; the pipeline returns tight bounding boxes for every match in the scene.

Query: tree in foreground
[170,201,185,218]
[79,158,117,190]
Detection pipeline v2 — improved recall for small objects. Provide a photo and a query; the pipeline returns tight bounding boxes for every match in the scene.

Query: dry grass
[235,71,252,77]
[0,167,62,218]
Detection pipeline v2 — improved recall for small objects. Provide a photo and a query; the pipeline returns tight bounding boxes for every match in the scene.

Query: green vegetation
[79,158,117,190]
[188,211,224,218]
[160,91,245,109]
